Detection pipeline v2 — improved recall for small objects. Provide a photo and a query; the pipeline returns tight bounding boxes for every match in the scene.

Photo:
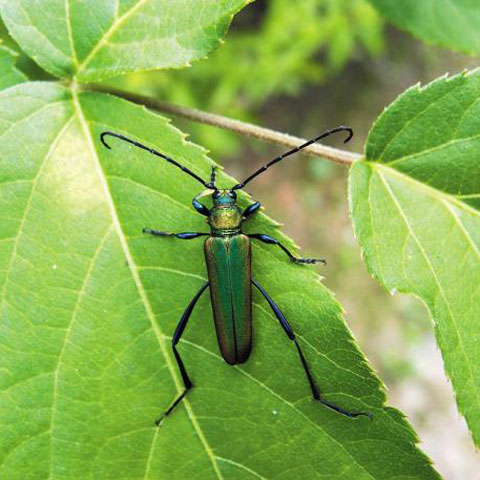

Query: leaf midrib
[385,129,480,169]
[370,162,480,219]
[69,90,378,478]
[71,90,224,480]
[65,0,78,68]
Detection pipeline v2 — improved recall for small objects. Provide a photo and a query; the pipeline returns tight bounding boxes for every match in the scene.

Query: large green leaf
[0,44,26,90]
[0,0,251,82]
[350,70,480,447]
[367,0,480,55]
[0,81,440,479]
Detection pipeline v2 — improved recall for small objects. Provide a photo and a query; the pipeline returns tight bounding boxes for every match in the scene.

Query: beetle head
[212,189,237,207]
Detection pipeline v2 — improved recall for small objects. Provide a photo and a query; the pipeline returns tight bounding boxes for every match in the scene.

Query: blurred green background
[2,0,478,477]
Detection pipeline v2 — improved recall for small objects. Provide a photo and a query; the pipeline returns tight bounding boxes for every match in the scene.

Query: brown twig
[86,85,362,165]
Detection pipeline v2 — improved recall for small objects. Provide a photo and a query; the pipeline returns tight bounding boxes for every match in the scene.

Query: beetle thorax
[209,190,242,235]
[209,205,242,235]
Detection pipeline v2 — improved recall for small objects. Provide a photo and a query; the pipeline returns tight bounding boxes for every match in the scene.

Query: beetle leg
[156,281,210,425]
[249,234,326,265]
[243,202,261,219]
[252,278,372,420]
[192,198,211,216]
[143,229,208,240]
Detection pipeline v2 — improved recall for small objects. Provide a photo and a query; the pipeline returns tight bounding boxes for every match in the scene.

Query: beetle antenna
[206,165,217,189]
[100,131,210,188]
[231,126,353,190]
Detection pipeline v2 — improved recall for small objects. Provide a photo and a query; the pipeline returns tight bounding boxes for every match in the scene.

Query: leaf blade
[0,81,441,479]
[0,45,26,90]
[73,84,225,479]
[350,70,480,447]
[0,0,252,82]
[367,0,480,55]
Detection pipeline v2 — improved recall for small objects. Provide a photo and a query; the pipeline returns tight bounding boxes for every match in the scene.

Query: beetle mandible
[100,128,372,424]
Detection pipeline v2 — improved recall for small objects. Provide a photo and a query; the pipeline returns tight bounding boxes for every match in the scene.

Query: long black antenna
[100,131,210,188]
[232,126,353,190]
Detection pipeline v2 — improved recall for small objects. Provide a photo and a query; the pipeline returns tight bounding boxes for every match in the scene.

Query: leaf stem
[86,85,361,165]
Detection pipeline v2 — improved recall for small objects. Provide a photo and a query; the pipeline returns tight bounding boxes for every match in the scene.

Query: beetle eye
[228,191,236,199]
[213,191,221,199]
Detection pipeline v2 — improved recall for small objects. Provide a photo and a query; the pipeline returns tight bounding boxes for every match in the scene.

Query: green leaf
[0,0,251,82]
[350,70,480,448]
[367,0,480,55]
[0,44,26,90]
[0,81,440,479]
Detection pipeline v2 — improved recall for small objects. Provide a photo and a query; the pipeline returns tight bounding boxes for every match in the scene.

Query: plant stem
[87,85,362,165]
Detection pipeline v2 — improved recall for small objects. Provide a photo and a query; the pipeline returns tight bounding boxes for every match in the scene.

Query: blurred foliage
[0,0,384,155]
[0,44,26,89]
[104,0,384,154]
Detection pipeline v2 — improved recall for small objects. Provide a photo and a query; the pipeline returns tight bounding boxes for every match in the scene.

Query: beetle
[100,127,371,424]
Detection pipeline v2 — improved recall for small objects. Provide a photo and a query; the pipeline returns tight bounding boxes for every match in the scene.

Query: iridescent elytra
[100,128,372,424]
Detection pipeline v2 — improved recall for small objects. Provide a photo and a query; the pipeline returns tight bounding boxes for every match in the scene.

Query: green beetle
[100,128,371,424]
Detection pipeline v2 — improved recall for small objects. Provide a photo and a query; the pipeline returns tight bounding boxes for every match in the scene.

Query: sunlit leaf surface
[0,82,440,478]
[0,0,251,82]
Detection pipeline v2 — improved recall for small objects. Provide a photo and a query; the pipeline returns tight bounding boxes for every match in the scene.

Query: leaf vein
[75,0,151,76]
[108,174,195,216]
[376,169,480,406]
[48,224,113,479]
[215,456,267,480]
[72,92,223,479]
[0,100,66,145]
[138,266,206,282]
[375,164,480,218]
[442,200,480,261]
[64,0,78,67]
[176,337,376,480]
[0,115,75,316]
[386,131,480,169]
[376,79,463,162]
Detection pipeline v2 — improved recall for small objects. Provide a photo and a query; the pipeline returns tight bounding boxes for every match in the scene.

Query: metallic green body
[205,235,252,364]
[204,191,252,365]
[101,128,371,422]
